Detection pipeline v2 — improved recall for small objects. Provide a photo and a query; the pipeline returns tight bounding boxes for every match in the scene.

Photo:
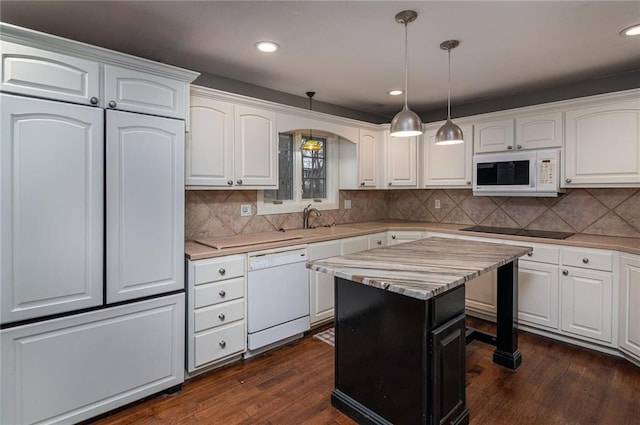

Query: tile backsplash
[185,188,640,241]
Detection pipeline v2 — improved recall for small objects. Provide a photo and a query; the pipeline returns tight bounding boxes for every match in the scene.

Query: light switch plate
[435,199,441,209]
[240,204,252,216]
[344,199,351,209]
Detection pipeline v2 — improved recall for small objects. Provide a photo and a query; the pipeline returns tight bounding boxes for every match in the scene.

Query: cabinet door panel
[518,261,559,329]
[620,255,640,359]
[104,65,186,119]
[564,100,640,185]
[473,119,514,153]
[234,105,277,187]
[359,129,378,187]
[423,124,472,187]
[1,41,100,105]
[186,97,234,186]
[106,111,184,302]
[561,268,612,343]
[516,112,562,150]
[1,94,103,323]
[387,135,417,187]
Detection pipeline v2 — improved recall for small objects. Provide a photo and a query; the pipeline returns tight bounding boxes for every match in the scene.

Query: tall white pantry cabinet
[0,24,199,424]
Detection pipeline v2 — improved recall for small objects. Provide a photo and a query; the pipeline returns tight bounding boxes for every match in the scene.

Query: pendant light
[389,10,423,138]
[301,91,321,151]
[435,40,464,145]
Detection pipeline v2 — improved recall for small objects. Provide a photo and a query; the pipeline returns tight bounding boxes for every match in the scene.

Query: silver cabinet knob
[388,182,392,186]
[507,145,513,150]
[219,290,226,297]
[376,240,382,245]
[219,340,226,348]
[566,178,572,184]
[562,269,569,276]
[516,145,522,150]
[218,313,225,321]
[90,97,99,105]
[360,182,365,186]
[218,268,226,275]
[391,235,396,240]
[227,180,233,186]
[582,258,589,264]
[527,252,533,257]
[466,181,471,185]
[108,100,117,108]
[236,179,243,185]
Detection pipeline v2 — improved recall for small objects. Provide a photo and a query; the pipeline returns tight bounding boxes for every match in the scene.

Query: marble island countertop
[307,237,532,300]
[185,220,640,260]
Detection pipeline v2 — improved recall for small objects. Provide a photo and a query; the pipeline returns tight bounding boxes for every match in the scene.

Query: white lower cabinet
[341,235,370,254]
[308,240,342,326]
[560,247,615,345]
[518,260,559,329]
[465,271,498,318]
[187,255,246,373]
[619,254,640,361]
[0,294,184,425]
[367,232,388,249]
[387,231,425,245]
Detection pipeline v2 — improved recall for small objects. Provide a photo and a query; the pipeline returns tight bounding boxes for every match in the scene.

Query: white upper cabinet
[106,111,185,303]
[384,129,418,188]
[104,64,186,119]
[186,87,278,189]
[1,41,100,106]
[564,96,640,187]
[358,128,379,188]
[515,112,563,150]
[186,96,234,186]
[473,119,515,153]
[1,94,104,323]
[234,104,278,187]
[422,123,473,188]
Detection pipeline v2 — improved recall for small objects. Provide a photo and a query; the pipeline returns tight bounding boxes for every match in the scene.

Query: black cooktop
[461,226,574,240]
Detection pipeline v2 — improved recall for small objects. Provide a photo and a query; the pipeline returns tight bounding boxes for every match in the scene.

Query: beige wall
[185,188,640,241]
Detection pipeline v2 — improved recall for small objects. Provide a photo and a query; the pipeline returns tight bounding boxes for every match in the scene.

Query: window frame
[257,131,340,215]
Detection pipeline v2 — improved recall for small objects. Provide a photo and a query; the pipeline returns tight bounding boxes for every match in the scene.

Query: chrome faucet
[302,204,322,229]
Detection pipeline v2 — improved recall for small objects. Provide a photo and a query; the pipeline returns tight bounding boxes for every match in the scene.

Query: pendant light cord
[447,47,452,119]
[403,21,409,109]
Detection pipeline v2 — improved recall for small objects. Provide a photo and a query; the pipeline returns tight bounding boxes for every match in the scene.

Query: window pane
[301,135,326,200]
[264,133,294,202]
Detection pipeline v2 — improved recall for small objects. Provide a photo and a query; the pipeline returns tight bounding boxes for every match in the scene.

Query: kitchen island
[308,237,531,425]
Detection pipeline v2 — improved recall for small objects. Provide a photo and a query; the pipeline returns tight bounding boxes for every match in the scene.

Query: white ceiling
[1,1,639,120]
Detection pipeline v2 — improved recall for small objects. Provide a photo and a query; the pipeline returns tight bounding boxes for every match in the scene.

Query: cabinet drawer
[193,255,245,285]
[562,248,612,271]
[506,241,559,264]
[194,321,245,367]
[195,299,244,332]
[341,236,369,255]
[308,240,341,261]
[1,41,100,106]
[195,277,244,308]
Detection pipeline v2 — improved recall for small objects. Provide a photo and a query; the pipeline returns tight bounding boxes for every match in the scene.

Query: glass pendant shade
[390,105,423,137]
[301,137,321,151]
[435,118,464,145]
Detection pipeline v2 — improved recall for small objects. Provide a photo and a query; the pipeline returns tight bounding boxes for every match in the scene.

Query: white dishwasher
[246,245,310,356]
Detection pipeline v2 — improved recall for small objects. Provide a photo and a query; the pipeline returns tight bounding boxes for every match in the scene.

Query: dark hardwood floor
[93,323,640,425]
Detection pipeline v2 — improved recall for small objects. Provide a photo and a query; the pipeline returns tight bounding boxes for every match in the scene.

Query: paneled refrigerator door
[106,110,184,303]
[1,94,104,324]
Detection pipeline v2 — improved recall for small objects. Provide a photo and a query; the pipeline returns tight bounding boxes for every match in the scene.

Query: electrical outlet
[344,199,352,209]
[240,204,252,217]
[435,199,441,209]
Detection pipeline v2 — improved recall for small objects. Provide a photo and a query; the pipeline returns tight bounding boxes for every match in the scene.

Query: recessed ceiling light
[620,24,640,37]
[255,41,279,53]
[388,90,403,96]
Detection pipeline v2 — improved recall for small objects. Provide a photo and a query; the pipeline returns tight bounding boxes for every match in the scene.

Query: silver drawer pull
[377,240,382,245]
[582,258,589,264]
[391,235,396,240]
[219,290,226,297]
[227,180,233,186]
[90,96,99,105]
[236,179,243,185]
[218,268,226,275]
[218,313,225,321]
[562,269,569,276]
[219,340,226,348]
[566,178,572,184]
[108,100,117,108]
[527,252,533,257]
[507,145,513,150]
[516,145,522,150]
[360,182,365,186]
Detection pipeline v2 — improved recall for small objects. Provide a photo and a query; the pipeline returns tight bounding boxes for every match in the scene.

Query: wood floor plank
[92,322,640,425]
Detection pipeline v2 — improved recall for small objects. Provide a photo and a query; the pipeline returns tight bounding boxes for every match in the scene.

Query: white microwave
[473,149,565,197]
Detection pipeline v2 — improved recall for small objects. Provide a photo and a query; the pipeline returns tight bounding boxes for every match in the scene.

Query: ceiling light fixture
[435,40,464,145]
[301,91,321,151]
[255,41,279,53]
[389,10,423,138]
[388,90,403,96]
[620,24,640,37]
